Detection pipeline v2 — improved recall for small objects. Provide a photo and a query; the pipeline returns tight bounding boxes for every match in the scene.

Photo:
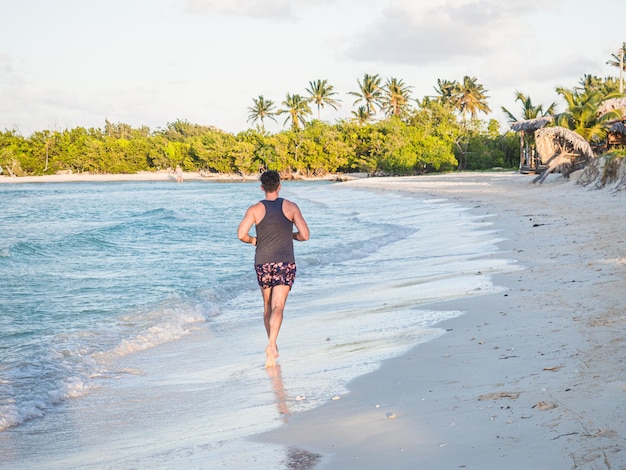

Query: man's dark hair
[260,171,281,192]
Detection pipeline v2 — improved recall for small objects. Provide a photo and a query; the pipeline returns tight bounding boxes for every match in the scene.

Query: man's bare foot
[266,343,279,358]
[265,345,279,368]
[265,350,277,368]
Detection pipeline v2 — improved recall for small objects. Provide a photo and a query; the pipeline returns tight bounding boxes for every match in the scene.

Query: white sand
[257,171,626,469]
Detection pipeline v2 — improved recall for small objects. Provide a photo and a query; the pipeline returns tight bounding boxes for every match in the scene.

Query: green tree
[576,74,621,96]
[277,93,312,131]
[247,95,277,131]
[162,119,218,141]
[374,118,457,174]
[335,120,379,172]
[233,129,273,174]
[457,76,491,119]
[381,77,413,118]
[229,139,257,175]
[606,42,626,92]
[0,129,28,176]
[411,99,464,168]
[305,79,341,120]
[433,79,460,108]
[298,120,350,175]
[351,106,370,125]
[267,131,298,172]
[501,91,557,122]
[349,73,383,120]
[555,86,622,143]
[193,130,237,173]
[606,42,626,72]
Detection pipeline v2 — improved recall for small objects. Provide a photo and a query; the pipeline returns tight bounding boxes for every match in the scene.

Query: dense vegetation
[0,102,516,177]
[1,50,625,178]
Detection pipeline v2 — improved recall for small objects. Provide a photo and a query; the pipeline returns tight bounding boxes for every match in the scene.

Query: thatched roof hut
[533,126,595,184]
[606,120,626,147]
[510,116,555,172]
[609,120,626,134]
[597,99,626,148]
[596,97,626,118]
[510,116,554,133]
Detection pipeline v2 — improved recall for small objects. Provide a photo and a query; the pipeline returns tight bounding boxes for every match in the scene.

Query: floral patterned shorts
[255,262,297,289]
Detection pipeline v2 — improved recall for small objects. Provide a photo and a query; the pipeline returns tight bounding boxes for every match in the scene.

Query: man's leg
[262,284,291,368]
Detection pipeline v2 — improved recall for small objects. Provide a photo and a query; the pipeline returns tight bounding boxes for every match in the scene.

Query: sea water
[0,179,513,468]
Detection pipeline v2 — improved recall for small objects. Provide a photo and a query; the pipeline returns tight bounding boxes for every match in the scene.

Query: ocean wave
[299,222,415,268]
[0,297,207,432]
[96,308,205,360]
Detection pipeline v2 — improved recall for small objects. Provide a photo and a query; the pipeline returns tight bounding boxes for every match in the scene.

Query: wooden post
[519,131,524,171]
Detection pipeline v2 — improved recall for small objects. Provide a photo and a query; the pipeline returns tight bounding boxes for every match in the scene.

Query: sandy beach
[254,171,626,469]
[2,169,624,469]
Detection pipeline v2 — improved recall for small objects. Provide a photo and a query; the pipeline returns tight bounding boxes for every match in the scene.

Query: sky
[2,0,625,136]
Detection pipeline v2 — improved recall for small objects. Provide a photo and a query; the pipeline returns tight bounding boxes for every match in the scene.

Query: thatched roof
[535,126,595,162]
[533,126,595,184]
[609,120,626,135]
[510,116,554,132]
[596,97,626,118]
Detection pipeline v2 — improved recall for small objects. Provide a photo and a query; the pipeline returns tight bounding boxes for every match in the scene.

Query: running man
[237,171,310,368]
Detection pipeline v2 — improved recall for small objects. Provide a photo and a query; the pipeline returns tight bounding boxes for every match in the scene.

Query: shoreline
[0,171,251,184]
[257,172,626,469]
[0,171,362,185]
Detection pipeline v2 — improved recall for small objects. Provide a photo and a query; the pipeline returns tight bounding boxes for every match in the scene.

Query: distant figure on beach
[237,170,309,368]
[175,165,183,183]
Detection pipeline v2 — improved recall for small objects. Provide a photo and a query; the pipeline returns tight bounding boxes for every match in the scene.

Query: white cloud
[345,0,538,65]
[185,0,293,17]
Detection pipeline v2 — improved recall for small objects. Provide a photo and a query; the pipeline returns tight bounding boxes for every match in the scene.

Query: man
[237,171,310,368]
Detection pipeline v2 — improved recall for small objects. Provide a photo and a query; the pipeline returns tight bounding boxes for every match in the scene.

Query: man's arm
[287,201,309,242]
[237,205,258,245]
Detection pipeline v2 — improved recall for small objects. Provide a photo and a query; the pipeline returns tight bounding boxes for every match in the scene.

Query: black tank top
[254,198,295,265]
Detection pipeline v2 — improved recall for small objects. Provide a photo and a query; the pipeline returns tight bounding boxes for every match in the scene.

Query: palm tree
[305,79,341,120]
[577,74,621,96]
[381,77,413,118]
[606,43,626,71]
[247,95,277,131]
[433,78,460,108]
[349,73,383,118]
[606,42,625,93]
[555,86,620,143]
[351,106,370,125]
[502,91,557,170]
[501,91,557,123]
[277,93,312,130]
[457,76,491,119]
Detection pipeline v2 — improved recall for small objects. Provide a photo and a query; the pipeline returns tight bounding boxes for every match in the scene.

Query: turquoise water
[0,179,512,468]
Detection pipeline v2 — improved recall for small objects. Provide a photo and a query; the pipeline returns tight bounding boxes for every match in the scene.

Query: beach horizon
[0,170,250,184]
[0,170,361,185]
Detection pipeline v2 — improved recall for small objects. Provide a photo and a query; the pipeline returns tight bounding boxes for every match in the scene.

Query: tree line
[2,50,625,178]
[0,80,516,177]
